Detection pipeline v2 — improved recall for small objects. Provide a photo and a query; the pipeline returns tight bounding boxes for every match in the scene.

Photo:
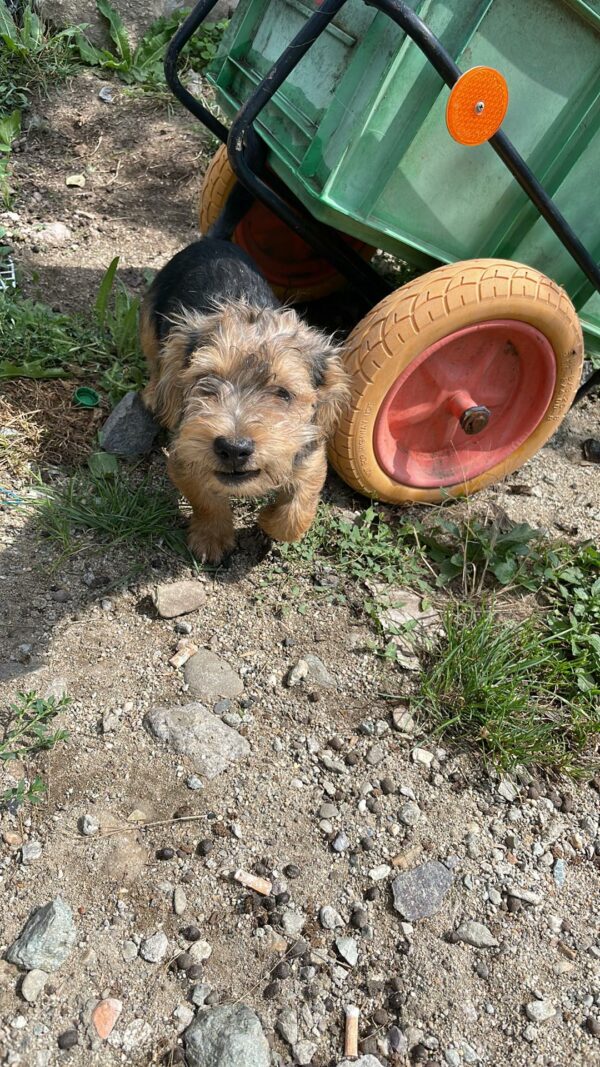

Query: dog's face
[155,303,349,497]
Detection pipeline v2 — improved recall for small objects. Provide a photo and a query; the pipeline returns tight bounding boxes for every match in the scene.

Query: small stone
[284,863,301,880]
[184,1004,270,1067]
[181,925,202,941]
[553,858,566,889]
[122,940,138,962]
[79,814,100,836]
[293,1040,318,1064]
[20,969,47,1003]
[286,659,309,687]
[453,921,499,949]
[188,965,204,981]
[366,744,385,766]
[184,651,244,703]
[332,831,350,853]
[304,654,335,687]
[392,707,416,734]
[273,961,291,979]
[144,703,249,779]
[140,931,168,963]
[335,936,358,966]
[525,1000,556,1023]
[173,887,187,916]
[391,861,453,921]
[445,1050,461,1067]
[586,1017,600,1038]
[92,998,122,1039]
[57,1029,78,1050]
[336,1058,383,1067]
[388,1026,408,1054]
[7,898,76,972]
[380,777,395,795]
[399,801,421,827]
[190,983,212,1007]
[197,838,213,856]
[186,775,203,791]
[369,864,391,881]
[319,906,344,930]
[351,908,368,930]
[498,777,519,802]
[102,710,119,734]
[277,1008,299,1045]
[156,847,175,861]
[188,940,212,963]
[263,980,280,1000]
[20,841,42,864]
[176,619,194,635]
[154,581,207,619]
[174,1004,195,1029]
[412,747,434,768]
[281,909,306,937]
[122,1020,153,1053]
[175,952,193,971]
[42,221,72,246]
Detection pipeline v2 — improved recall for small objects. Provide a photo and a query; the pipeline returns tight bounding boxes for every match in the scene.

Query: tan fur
[141,300,350,563]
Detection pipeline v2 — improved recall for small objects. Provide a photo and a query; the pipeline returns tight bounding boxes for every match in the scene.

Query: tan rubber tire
[329,258,584,503]
[199,145,373,303]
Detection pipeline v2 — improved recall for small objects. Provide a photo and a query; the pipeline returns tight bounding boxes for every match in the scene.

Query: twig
[95,814,208,839]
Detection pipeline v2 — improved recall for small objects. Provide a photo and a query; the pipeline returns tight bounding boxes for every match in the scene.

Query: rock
[392,706,416,733]
[190,983,213,1007]
[144,703,249,779]
[391,861,453,921]
[92,998,122,1039]
[153,581,207,619]
[122,940,138,962]
[186,774,203,790]
[525,1000,556,1024]
[173,886,187,916]
[335,936,358,966]
[294,1041,318,1064]
[41,221,72,246]
[332,831,350,853]
[336,1058,383,1067]
[366,744,385,766]
[453,922,499,949]
[20,969,47,1003]
[7,898,76,972]
[553,858,566,889]
[277,1008,299,1046]
[99,390,160,456]
[57,1029,78,1050]
[319,906,344,930]
[498,777,519,802]
[140,931,168,963]
[399,802,421,827]
[281,909,306,937]
[122,1019,153,1053]
[184,650,244,703]
[412,747,434,768]
[304,653,335,687]
[188,940,212,963]
[20,841,42,863]
[368,582,444,670]
[369,864,391,881]
[286,659,309,687]
[174,1003,195,1029]
[79,814,100,836]
[102,710,119,734]
[184,1003,270,1067]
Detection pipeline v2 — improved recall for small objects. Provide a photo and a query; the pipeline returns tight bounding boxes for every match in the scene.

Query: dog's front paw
[258,503,313,544]
[188,521,235,564]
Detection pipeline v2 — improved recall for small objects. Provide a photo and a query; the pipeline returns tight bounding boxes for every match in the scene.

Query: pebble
[154,581,206,619]
[586,1017,600,1037]
[412,747,434,768]
[174,1004,194,1029]
[453,921,499,949]
[184,1003,270,1067]
[176,619,193,635]
[186,775,203,790]
[122,1020,153,1053]
[188,940,212,963]
[181,925,202,941]
[366,744,385,766]
[57,1030,78,1050]
[20,841,42,863]
[332,831,350,853]
[144,703,249,779]
[122,940,138,962]
[335,936,358,966]
[190,983,213,1007]
[140,931,168,963]
[41,221,72,246]
[351,908,368,930]
[281,908,306,937]
[553,858,566,888]
[157,847,175,861]
[197,838,213,856]
[380,777,395,795]
[184,650,244,703]
[293,1040,318,1064]
[284,863,301,879]
[369,864,391,881]
[399,801,421,827]
[20,969,47,1003]
[320,905,344,930]
[92,998,122,1039]
[392,707,416,733]
[276,1008,298,1045]
[7,898,76,972]
[173,887,187,916]
[263,981,280,1000]
[391,861,453,921]
[525,1000,556,1023]
[79,814,100,836]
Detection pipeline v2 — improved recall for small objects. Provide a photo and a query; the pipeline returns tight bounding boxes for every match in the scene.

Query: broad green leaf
[97,0,131,64]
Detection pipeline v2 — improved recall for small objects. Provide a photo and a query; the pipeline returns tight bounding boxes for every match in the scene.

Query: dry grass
[0,379,104,477]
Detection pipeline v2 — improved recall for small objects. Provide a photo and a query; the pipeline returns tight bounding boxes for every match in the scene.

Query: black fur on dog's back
[147,239,279,342]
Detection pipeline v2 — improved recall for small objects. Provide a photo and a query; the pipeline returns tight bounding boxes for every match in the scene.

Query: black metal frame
[166,0,600,403]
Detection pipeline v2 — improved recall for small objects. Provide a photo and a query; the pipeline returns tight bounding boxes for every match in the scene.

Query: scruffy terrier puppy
[141,238,350,563]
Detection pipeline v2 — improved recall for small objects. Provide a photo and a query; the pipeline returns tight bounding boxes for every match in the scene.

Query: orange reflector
[446,66,509,146]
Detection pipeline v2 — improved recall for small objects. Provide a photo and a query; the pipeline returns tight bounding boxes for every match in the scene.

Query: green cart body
[206,0,600,355]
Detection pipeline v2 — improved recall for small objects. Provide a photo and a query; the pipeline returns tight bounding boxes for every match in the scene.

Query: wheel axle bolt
[460,405,491,435]
[475,101,485,114]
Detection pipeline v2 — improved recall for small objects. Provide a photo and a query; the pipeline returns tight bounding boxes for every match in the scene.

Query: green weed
[1,690,70,811]
[0,108,21,207]
[0,1,81,112]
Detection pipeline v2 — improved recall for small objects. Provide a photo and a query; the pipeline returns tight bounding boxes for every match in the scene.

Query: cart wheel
[199,145,374,303]
[329,259,583,503]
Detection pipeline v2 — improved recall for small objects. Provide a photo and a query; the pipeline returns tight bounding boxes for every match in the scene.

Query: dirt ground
[1,72,599,1067]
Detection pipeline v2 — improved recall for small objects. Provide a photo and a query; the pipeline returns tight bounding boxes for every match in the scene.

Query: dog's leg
[140,301,161,413]
[168,459,235,563]
[258,446,327,543]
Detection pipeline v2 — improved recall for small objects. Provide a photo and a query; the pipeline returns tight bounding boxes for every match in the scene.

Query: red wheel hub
[373,320,557,488]
[234,199,368,291]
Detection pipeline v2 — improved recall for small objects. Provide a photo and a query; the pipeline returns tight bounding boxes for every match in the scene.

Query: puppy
[140,238,350,563]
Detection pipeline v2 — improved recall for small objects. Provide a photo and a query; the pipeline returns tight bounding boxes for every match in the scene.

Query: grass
[33,467,188,560]
[0,256,146,399]
[1,690,70,811]
[0,107,20,207]
[0,2,81,112]
[415,601,599,776]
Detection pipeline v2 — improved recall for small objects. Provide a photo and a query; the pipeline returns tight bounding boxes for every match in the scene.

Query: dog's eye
[274,387,292,402]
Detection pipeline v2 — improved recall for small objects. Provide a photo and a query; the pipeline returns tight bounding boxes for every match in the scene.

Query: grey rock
[186,774,203,790]
[41,221,71,246]
[294,1041,317,1065]
[173,887,187,916]
[122,1019,152,1053]
[304,654,335,688]
[174,1003,194,1028]
[392,861,453,921]
[144,703,249,779]
[525,1000,556,1024]
[139,931,168,963]
[498,777,519,802]
[368,582,444,670]
[389,1026,408,1053]
[184,650,243,703]
[20,841,42,864]
[277,1008,298,1046]
[553,858,566,889]
[281,909,306,937]
[319,905,344,930]
[366,744,385,766]
[79,814,99,836]
[99,391,160,456]
[20,969,47,1003]
[392,706,416,733]
[153,581,206,619]
[332,831,350,853]
[286,659,309,687]
[336,1058,383,1067]
[7,898,76,972]
[184,1003,270,1067]
[122,940,138,962]
[399,801,421,827]
[445,1051,461,1067]
[101,710,119,734]
[453,921,499,949]
[190,983,213,1007]
[335,936,358,966]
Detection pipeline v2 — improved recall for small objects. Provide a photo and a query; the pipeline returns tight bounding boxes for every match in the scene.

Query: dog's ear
[153,315,214,430]
[310,340,351,438]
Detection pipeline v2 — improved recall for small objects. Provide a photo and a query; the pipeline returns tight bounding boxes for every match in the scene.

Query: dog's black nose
[213,436,255,463]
